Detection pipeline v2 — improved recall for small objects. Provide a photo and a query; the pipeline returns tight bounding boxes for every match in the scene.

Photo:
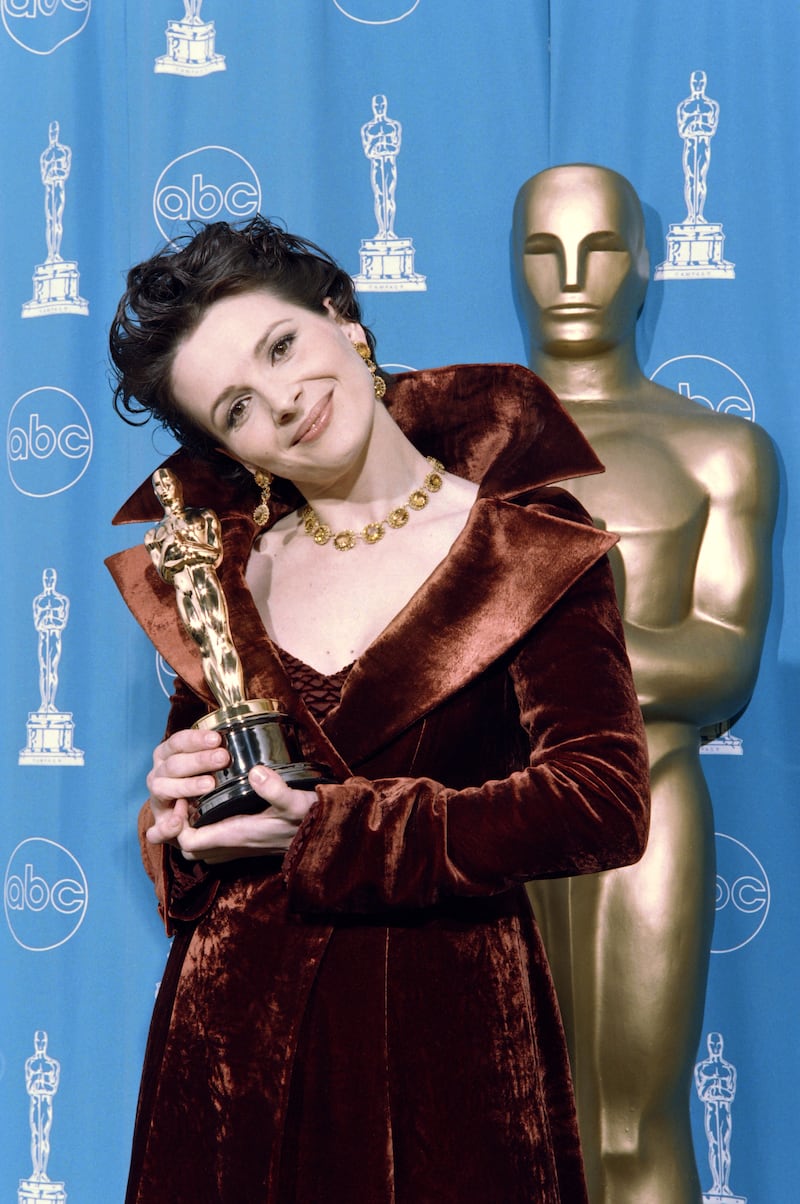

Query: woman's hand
[145,728,317,863]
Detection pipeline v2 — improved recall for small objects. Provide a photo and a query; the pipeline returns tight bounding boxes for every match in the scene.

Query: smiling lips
[292,392,333,445]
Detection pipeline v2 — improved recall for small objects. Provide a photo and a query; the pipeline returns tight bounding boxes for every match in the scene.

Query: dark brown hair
[109,216,378,464]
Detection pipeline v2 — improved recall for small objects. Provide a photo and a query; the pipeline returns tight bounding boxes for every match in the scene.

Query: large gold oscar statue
[513,164,778,1204]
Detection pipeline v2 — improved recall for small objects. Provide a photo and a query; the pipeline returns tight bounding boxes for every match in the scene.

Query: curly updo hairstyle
[109,216,379,465]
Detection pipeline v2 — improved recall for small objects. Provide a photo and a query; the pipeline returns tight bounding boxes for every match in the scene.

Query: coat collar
[106,363,614,769]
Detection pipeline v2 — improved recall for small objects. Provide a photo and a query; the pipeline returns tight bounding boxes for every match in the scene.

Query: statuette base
[18,1178,67,1204]
[353,237,426,291]
[192,700,331,827]
[155,20,226,75]
[19,711,84,766]
[655,222,735,279]
[22,261,88,317]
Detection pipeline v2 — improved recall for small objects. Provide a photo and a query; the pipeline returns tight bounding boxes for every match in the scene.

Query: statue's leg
[529,746,714,1203]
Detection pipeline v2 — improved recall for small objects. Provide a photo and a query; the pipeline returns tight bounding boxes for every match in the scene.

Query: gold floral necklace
[299,457,445,551]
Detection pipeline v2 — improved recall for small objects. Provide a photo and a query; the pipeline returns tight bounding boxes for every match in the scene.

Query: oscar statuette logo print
[353,95,426,292]
[332,0,420,23]
[4,839,88,951]
[19,569,84,767]
[694,1033,747,1203]
[1,0,89,56]
[7,387,93,497]
[154,0,225,76]
[712,833,769,954]
[17,1031,69,1203]
[22,121,88,318]
[153,146,261,244]
[655,70,735,280]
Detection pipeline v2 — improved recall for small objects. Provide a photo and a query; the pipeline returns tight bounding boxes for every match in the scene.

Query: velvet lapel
[324,497,616,766]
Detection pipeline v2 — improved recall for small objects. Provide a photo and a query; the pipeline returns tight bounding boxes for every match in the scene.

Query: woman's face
[169,288,375,491]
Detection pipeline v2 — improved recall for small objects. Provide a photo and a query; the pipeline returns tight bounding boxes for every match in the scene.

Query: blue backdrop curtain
[1,3,795,1198]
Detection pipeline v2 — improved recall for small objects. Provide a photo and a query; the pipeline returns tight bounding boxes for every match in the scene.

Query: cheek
[583,253,632,306]
[523,256,562,302]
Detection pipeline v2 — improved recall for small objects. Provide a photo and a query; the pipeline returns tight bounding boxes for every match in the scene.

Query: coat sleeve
[137,678,223,934]
[282,554,651,915]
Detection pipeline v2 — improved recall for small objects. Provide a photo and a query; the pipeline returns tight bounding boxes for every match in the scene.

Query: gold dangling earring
[354,341,387,400]
[253,469,273,526]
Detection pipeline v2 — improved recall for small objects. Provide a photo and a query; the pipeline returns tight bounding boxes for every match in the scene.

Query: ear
[322,296,366,345]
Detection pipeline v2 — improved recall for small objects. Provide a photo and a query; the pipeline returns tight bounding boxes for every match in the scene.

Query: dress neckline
[277,646,354,724]
[278,644,354,683]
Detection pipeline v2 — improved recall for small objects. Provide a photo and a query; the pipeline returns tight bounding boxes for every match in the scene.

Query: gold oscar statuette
[145,467,331,827]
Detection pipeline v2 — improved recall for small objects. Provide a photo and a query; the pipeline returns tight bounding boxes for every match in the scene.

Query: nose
[561,241,583,291]
[269,385,301,428]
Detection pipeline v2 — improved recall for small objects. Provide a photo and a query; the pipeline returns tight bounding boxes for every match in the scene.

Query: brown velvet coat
[107,363,649,1204]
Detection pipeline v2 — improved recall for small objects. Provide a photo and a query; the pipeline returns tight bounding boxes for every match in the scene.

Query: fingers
[143,732,319,863]
[176,809,300,862]
[147,728,229,807]
[145,797,190,847]
[174,771,318,864]
[247,765,304,812]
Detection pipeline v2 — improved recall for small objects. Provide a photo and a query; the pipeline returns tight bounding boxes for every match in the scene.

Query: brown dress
[107,363,650,1204]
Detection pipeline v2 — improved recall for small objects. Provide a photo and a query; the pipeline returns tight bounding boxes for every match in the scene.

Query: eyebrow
[208,322,283,422]
[524,228,621,251]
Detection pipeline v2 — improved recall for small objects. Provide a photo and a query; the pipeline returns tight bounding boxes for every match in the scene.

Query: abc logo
[332,0,420,23]
[2,0,90,57]
[651,355,755,421]
[156,651,176,699]
[712,832,770,954]
[153,146,261,244]
[7,387,92,497]
[4,837,88,951]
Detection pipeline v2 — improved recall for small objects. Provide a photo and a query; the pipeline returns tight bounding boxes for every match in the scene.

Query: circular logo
[7,387,93,497]
[650,355,755,421]
[4,837,89,951]
[332,0,420,23]
[1,0,90,56]
[153,146,262,244]
[712,832,770,954]
[156,652,176,699]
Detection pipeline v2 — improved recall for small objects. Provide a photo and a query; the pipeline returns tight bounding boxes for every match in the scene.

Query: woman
[107,217,649,1203]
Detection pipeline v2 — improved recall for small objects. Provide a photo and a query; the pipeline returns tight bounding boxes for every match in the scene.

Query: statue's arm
[624,422,778,727]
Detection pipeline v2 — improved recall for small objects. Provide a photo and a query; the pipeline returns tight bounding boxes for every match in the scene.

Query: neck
[296,405,433,531]
[530,337,647,403]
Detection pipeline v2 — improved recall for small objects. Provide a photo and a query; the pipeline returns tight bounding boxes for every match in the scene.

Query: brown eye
[226,397,250,430]
[270,333,294,363]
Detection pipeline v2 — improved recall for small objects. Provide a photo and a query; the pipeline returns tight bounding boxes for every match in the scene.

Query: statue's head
[151,467,182,512]
[707,1031,724,1058]
[513,163,649,359]
[48,121,59,145]
[690,70,707,96]
[42,568,57,592]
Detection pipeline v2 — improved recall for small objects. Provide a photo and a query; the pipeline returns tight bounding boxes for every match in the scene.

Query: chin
[542,330,615,358]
